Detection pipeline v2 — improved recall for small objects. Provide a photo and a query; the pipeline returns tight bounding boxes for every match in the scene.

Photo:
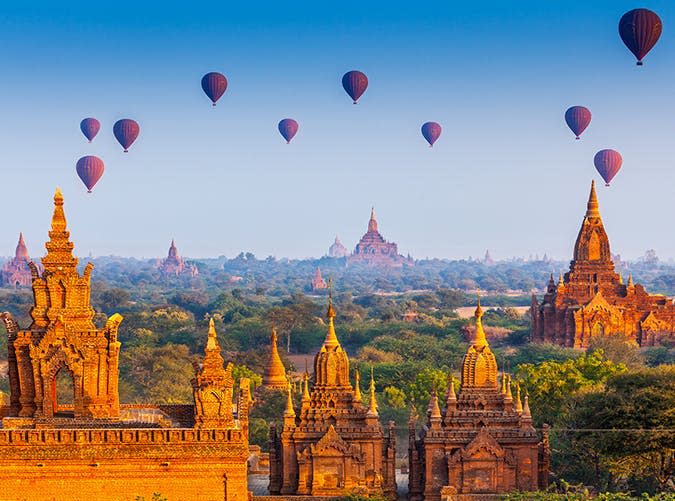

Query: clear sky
[1,0,674,260]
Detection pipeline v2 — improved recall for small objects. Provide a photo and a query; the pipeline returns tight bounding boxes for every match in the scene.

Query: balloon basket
[353,101,357,105]
[88,140,92,143]
[212,103,216,107]
[575,137,580,140]
[605,183,610,187]
[286,141,290,144]
[87,190,92,194]
[637,61,643,66]
[123,149,128,153]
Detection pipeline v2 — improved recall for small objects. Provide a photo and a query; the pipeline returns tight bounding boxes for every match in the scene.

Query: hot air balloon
[278,119,299,143]
[564,106,592,140]
[76,156,105,193]
[594,149,622,186]
[80,118,100,143]
[113,119,140,152]
[201,72,228,106]
[619,9,662,65]
[342,70,368,104]
[421,122,442,147]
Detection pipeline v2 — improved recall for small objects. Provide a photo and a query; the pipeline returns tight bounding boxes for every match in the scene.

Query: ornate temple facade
[1,233,38,287]
[262,327,288,390]
[269,296,397,498]
[328,235,348,258]
[409,300,549,501]
[0,189,249,501]
[158,239,198,278]
[348,208,413,267]
[532,181,675,348]
[312,266,328,290]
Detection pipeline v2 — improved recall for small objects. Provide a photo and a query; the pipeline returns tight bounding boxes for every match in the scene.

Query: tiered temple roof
[348,208,412,267]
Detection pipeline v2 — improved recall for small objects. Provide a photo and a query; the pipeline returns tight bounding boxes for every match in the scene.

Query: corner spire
[284,383,296,418]
[301,366,310,406]
[628,273,634,287]
[522,393,532,419]
[514,383,523,414]
[585,180,601,219]
[353,367,362,402]
[367,368,378,416]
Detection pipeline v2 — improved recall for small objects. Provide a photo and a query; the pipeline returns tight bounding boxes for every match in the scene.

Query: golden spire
[323,280,340,348]
[445,373,456,404]
[430,389,441,418]
[367,368,378,416]
[514,383,523,414]
[618,274,624,285]
[301,369,310,405]
[558,271,565,287]
[473,295,488,348]
[505,374,513,402]
[42,187,78,273]
[522,393,532,419]
[585,180,601,219]
[263,326,288,389]
[206,318,218,350]
[501,372,507,395]
[628,273,634,287]
[353,366,362,402]
[284,383,296,418]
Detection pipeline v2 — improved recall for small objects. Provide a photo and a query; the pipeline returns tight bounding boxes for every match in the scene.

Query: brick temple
[158,239,199,277]
[0,189,250,501]
[269,293,397,498]
[328,235,348,258]
[348,208,413,267]
[1,233,39,287]
[409,299,549,500]
[531,181,675,348]
[311,266,327,290]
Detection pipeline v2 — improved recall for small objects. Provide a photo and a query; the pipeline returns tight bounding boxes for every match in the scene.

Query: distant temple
[348,208,413,267]
[0,189,250,501]
[269,294,397,498]
[262,327,288,390]
[1,233,39,287]
[483,249,495,265]
[328,235,348,258]
[311,266,327,290]
[532,181,675,348]
[409,299,549,500]
[158,239,198,277]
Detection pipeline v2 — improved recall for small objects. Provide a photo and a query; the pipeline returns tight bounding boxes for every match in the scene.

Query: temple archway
[52,366,74,417]
[591,322,605,338]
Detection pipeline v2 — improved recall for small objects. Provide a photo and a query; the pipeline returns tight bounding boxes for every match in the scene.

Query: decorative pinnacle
[354,367,362,402]
[429,389,441,421]
[51,187,67,232]
[473,295,488,348]
[523,393,532,419]
[446,373,456,403]
[302,370,310,403]
[501,372,507,395]
[505,374,513,402]
[627,273,634,287]
[284,383,296,418]
[367,367,378,416]
[206,318,218,350]
[323,278,340,347]
[586,180,601,219]
[515,383,523,413]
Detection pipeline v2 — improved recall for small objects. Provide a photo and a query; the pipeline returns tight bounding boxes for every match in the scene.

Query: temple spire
[522,393,532,419]
[628,273,634,287]
[323,280,340,348]
[367,207,378,233]
[514,383,523,414]
[353,367,362,402]
[42,187,78,273]
[15,232,29,260]
[473,296,488,348]
[585,180,601,219]
[284,383,296,418]
[367,368,378,416]
[263,327,288,389]
[301,365,310,406]
[206,318,218,350]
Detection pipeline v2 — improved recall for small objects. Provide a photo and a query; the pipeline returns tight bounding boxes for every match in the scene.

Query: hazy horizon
[1,1,674,260]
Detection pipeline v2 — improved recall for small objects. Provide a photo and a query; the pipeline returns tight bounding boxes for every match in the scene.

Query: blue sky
[0,1,673,260]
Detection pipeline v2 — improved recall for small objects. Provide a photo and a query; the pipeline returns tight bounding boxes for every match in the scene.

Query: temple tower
[262,327,288,390]
[1,233,38,287]
[348,208,413,267]
[409,300,549,500]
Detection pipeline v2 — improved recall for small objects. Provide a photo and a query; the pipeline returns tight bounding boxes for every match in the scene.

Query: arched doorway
[52,367,75,417]
[591,322,605,338]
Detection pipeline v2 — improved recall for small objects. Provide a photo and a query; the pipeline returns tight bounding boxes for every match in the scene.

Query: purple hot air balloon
[80,118,100,143]
[113,119,140,152]
[564,106,592,140]
[594,149,622,186]
[421,122,442,147]
[76,156,105,193]
[342,70,368,104]
[619,9,662,65]
[201,72,228,106]
[278,119,299,143]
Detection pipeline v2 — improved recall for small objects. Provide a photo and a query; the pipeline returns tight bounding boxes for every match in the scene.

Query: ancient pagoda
[1,233,39,287]
[0,189,250,501]
[158,239,198,277]
[348,208,412,267]
[312,266,328,290]
[409,299,549,500]
[262,327,288,390]
[269,292,397,498]
[328,235,348,258]
[531,181,675,348]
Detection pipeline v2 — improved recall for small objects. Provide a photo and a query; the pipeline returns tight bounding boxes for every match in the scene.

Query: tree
[265,293,318,352]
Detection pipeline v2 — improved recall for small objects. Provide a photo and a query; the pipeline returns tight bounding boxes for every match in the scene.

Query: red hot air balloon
[421,122,442,147]
[76,156,105,193]
[342,70,368,104]
[564,106,592,140]
[201,72,228,106]
[278,118,299,143]
[113,119,140,152]
[619,9,662,65]
[594,149,622,186]
[80,118,100,143]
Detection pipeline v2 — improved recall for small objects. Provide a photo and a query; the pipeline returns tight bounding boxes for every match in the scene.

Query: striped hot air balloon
[564,106,592,140]
[201,72,228,106]
[278,119,299,143]
[80,118,100,143]
[76,156,105,193]
[619,9,662,66]
[421,122,442,147]
[594,149,622,186]
[342,70,368,104]
[113,119,140,152]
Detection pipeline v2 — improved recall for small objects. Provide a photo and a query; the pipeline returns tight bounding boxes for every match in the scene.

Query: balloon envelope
[594,149,622,186]
[421,122,442,147]
[201,72,228,106]
[342,70,368,104]
[80,118,100,142]
[76,156,105,193]
[564,106,591,139]
[619,9,662,65]
[113,119,140,152]
[278,119,299,143]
